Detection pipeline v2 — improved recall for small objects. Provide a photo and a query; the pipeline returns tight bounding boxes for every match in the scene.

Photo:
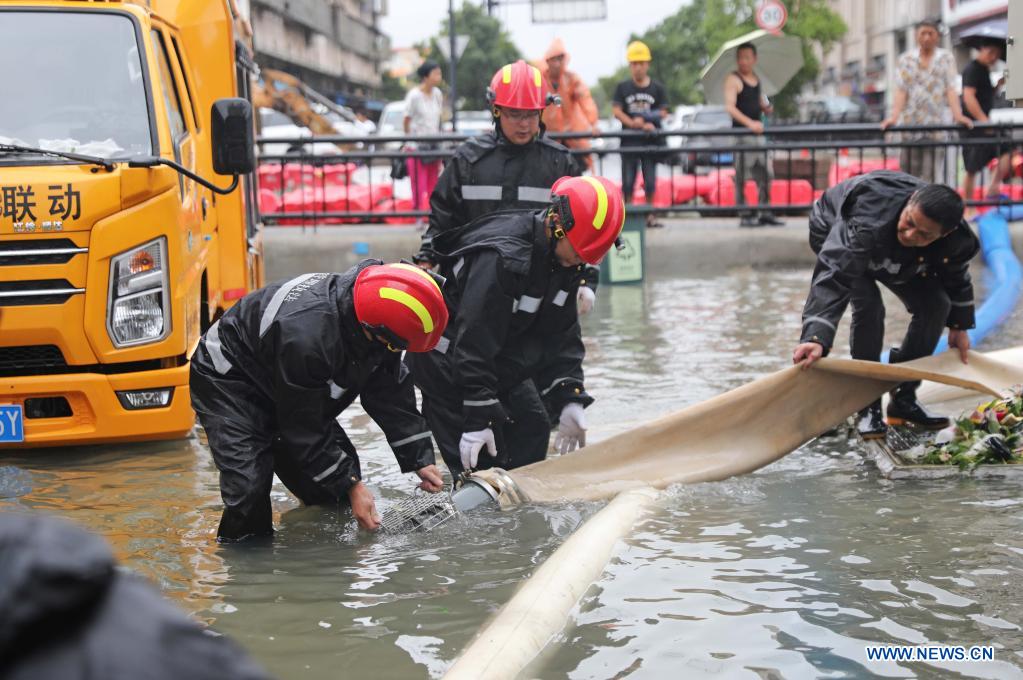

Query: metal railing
[254,122,1023,228]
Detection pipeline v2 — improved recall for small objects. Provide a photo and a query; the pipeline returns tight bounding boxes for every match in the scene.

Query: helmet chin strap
[361,323,408,353]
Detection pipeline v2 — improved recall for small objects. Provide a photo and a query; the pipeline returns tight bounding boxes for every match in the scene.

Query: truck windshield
[0,11,152,159]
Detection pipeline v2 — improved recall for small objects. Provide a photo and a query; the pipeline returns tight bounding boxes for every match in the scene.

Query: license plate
[0,405,24,443]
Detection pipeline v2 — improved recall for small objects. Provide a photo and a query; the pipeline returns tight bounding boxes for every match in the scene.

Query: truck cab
[0,0,263,447]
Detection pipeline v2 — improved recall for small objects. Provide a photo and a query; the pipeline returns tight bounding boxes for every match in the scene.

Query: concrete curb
[261,219,1023,282]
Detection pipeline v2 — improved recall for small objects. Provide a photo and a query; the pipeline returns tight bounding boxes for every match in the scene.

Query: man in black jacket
[408,176,625,478]
[190,261,449,541]
[416,60,599,312]
[792,171,978,438]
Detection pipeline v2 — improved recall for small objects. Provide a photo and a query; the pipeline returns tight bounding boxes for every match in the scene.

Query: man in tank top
[724,42,782,228]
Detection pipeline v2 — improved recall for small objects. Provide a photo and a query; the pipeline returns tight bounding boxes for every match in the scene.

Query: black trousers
[622,152,657,201]
[191,357,355,541]
[421,380,551,479]
[850,275,951,396]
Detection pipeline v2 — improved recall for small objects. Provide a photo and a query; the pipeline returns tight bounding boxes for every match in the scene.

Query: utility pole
[448,0,458,130]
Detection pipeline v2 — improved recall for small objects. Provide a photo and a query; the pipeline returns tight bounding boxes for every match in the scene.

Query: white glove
[554,403,587,454]
[577,286,596,315]
[459,428,497,470]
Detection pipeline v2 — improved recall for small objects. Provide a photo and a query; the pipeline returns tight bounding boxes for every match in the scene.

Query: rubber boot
[856,400,887,440]
[886,383,950,430]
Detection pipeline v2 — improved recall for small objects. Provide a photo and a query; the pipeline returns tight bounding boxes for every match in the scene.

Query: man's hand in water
[347,482,380,531]
[792,342,824,370]
[415,464,444,493]
[948,328,970,364]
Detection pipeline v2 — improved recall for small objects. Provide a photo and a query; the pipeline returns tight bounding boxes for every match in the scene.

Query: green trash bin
[599,211,645,284]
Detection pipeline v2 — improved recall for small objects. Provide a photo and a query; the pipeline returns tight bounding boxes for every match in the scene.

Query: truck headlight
[107,238,170,347]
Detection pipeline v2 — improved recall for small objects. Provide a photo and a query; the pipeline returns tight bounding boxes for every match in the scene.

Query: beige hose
[443,486,659,680]
[917,346,1023,404]
[476,350,1023,503]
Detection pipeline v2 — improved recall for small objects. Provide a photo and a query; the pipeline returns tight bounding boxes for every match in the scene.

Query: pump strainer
[380,473,506,533]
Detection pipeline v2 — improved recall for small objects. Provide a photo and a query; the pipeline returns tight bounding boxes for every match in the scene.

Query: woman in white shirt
[403,61,444,219]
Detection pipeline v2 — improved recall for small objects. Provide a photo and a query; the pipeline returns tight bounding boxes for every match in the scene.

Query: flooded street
[2,266,1022,679]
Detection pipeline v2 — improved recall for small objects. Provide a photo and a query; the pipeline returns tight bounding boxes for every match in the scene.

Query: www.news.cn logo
[866,645,995,662]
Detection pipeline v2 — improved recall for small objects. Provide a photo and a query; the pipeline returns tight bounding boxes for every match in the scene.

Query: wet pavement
[2,266,1021,679]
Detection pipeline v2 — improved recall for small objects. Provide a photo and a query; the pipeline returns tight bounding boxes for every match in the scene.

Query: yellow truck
[0,0,264,447]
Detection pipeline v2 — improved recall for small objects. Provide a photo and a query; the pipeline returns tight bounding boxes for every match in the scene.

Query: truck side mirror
[211,98,255,175]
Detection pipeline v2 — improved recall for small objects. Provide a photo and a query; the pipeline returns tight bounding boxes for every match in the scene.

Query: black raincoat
[801,171,979,353]
[0,512,272,680]
[407,210,593,475]
[190,260,435,540]
[418,130,599,291]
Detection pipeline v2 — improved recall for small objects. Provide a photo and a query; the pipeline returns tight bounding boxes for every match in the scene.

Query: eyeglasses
[501,109,541,122]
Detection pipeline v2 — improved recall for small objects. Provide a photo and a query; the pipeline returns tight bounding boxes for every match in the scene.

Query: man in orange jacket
[539,38,600,170]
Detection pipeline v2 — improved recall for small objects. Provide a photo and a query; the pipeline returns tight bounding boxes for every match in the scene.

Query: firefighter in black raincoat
[415,60,600,311]
[407,176,625,478]
[190,261,449,541]
[792,171,979,439]
[0,512,272,680]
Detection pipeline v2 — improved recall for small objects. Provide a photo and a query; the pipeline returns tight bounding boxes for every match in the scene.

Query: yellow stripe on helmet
[531,65,541,87]
[502,65,512,84]
[379,287,434,333]
[389,262,442,294]
[580,176,609,230]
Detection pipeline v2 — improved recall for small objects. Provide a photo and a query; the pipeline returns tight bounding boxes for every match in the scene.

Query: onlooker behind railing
[612,40,669,228]
[353,106,377,135]
[724,41,783,228]
[539,38,601,171]
[403,61,445,226]
[880,18,973,183]
[960,38,1011,212]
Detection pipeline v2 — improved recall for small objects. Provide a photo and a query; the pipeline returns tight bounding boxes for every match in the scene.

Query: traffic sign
[756,0,787,34]
[438,35,470,63]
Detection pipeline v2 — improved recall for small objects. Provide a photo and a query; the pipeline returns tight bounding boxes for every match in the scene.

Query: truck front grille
[0,344,174,377]
[0,238,87,266]
[0,345,68,375]
[0,279,84,306]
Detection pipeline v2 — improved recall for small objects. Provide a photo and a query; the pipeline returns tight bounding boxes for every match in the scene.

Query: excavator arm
[253,69,354,149]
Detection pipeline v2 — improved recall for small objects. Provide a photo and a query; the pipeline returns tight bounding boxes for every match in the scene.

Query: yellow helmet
[626,40,652,63]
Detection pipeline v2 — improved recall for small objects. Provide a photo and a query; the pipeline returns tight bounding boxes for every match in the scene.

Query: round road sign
[756,0,787,34]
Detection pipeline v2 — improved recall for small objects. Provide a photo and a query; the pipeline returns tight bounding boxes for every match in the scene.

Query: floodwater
[2,266,1022,679]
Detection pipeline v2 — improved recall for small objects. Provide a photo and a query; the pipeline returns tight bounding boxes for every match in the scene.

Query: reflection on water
[535,453,1023,679]
[2,268,1021,679]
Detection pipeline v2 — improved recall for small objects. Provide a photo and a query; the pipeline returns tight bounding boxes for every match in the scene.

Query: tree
[420,2,523,111]
[771,0,848,119]
[379,72,408,103]
[597,0,846,119]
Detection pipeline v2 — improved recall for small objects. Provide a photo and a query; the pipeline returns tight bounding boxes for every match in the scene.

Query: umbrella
[700,29,804,106]
[957,17,1007,51]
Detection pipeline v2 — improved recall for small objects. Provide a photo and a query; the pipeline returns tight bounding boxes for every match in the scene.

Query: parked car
[454,110,493,136]
[258,107,316,157]
[668,105,698,132]
[675,106,734,172]
[590,116,619,152]
[801,96,879,124]
[376,101,406,145]
[257,107,350,157]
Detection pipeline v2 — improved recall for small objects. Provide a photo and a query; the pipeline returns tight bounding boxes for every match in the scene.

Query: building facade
[246,0,391,103]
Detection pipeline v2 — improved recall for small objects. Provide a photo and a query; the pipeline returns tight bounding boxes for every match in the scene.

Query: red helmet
[353,263,449,353]
[550,176,626,265]
[487,60,545,110]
